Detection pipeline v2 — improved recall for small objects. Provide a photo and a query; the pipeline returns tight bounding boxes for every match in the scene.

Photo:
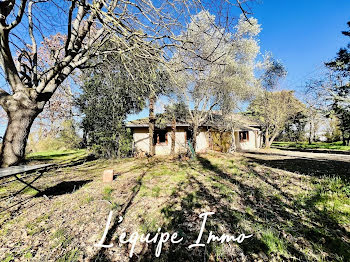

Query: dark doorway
[186,129,193,143]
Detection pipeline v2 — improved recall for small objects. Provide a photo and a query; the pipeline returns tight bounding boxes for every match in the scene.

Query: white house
[126,113,262,155]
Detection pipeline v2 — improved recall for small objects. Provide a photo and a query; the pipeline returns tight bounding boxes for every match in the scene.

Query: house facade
[126,114,262,155]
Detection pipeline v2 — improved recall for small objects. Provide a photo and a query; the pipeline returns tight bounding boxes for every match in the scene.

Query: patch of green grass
[84,196,94,204]
[212,243,225,260]
[23,251,33,260]
[25,214,49,236]
[245,207,255,217]
[2,253,14,262]
[102,186,114,201]
[22,187,39,196]
[212,182,236,200]
[51,228,73,249]
[272,141,350,151]
[308,178,350,225]
[151,186,161,197]
[139,217,159,234]
[26,149,88,163]
[183,192,202,209]
[56,248,80,262]
[111,201,120,210]
[260,229,288,256]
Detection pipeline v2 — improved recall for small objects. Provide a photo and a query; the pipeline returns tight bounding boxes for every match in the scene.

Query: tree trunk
[192,124,198,152]
[308,121,313,145]
[171,117,176,155]
[0,108,39,167]
[265,128,270,149]
[228,127,236,153]
[266,130,279,149]
[149,95,155,156]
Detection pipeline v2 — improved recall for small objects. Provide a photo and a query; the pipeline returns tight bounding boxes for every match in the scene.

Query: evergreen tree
[77,52,168,158]
[326,21,350,145]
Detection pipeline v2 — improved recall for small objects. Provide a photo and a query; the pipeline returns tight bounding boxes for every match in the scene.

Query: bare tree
[0,0,251,166]
[0,0,111,166]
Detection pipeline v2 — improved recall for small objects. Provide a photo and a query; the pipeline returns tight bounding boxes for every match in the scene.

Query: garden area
[0,150,349,261]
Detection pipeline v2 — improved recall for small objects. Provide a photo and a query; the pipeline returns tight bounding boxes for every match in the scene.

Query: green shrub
[27,119,81,153]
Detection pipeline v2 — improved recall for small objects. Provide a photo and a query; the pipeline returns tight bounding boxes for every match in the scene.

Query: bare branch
[28,0,38,86]
[6,0,28,30]
[0,30,24,92]
[0,87,10,106]
[0,0,15,27]
[65,0,76,54]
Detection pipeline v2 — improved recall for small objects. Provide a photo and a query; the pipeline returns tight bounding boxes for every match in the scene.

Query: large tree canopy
[170,11,261,150]
[248,90,306,148]
[0,0,251,166]
[76,48,168,158]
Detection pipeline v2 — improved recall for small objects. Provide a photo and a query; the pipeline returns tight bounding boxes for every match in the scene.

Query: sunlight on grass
[273,141,350,151]
[260,229,288,256]
[26,149,88,163]
[1,151,349,261]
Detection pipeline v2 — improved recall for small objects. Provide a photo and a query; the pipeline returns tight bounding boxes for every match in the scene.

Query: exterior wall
[133,127,150,153]
[256,131,263,148]
[235,130,259,150]
[154,127,188,155]
[196,128,210,153]
[174,127,188,153]
[133,127,188,155]
[133,127,261,155]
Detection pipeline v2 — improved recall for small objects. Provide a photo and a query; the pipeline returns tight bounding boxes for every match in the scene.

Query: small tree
[148,77,170,157]
[279,111,307,142]
[249,90,306,148]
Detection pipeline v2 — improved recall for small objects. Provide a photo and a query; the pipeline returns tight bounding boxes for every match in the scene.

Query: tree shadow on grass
[90,155,350,261]
[245,162,350,258]
[135,158,270,262]
[245,151,350,182]
[35,180,93,197]
[90,160,159,262]
[26,152,78,161]
[196,154,350,261]
[139,155,349,261]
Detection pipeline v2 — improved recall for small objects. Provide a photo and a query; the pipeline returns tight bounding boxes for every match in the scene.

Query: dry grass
[0,151,349,261]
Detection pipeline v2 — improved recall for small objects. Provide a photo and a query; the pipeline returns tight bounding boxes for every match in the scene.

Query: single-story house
[126,113,262,155]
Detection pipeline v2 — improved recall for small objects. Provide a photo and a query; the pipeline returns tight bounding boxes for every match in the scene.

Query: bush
[27,120,81,153]
[89,128,132,158]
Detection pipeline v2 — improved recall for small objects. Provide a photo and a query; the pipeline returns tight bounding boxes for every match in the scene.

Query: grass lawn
[0,151,349,261]
[273,141,350,151]
[26,149,89,164]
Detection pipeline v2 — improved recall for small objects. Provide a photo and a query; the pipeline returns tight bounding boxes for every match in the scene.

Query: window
[239,131,249,142]
[153,130,168,145]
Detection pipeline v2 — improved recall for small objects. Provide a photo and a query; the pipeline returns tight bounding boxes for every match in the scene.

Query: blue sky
[252,0,350,91]
[1,0,350,136]
[128,0,350,121]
